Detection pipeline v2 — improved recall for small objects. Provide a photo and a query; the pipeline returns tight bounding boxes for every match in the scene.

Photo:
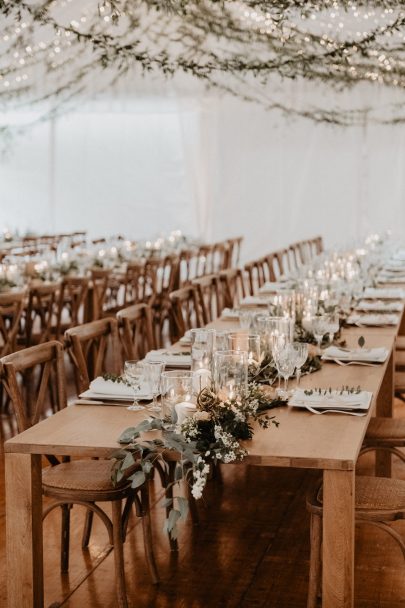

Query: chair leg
[112,500,128,608]
[81,509,94,549]
[307,513,322,608]
[140,484,159,584]
[61,504,72,573]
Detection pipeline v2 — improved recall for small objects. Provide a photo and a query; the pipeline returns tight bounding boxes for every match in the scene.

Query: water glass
[190,328,215,372]
[160,370,195,427]
[227,332,261,367]
[268,290,296,320]
[144,361,165,412]
[290,342,308,387]
[274,344,297,398]
[123,360,145,411]
[239,310,254,330]
[326,311,340,343]
[213,350,248,402]
[311,314,329,351]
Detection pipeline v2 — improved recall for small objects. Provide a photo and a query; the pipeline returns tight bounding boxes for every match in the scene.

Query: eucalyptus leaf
[130,470,146,489]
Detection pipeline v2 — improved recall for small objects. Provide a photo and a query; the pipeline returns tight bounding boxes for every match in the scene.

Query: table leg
[322,469,354,608]
[5,453,44,608]
[376,350,394,477]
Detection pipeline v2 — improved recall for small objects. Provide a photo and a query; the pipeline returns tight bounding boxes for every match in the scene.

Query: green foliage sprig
[112,381,284,539]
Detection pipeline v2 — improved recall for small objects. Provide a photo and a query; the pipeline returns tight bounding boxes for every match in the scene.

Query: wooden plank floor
[2,402,405,607]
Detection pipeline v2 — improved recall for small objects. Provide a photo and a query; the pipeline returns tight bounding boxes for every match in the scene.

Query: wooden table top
[5,321,397,472]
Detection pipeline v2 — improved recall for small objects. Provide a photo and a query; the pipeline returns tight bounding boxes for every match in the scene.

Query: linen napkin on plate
[289,389,372,411]
[363,287,405,299]
[89,376,135,398]
[346,313,399,326]
[240,295,269,307]
[259,281,293,294]
[356,300,403,312]
[145,349,191,368]
[221,307,241,320]
[322,345,389,363]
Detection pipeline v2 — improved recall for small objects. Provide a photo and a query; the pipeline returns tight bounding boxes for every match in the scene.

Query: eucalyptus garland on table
[111,383,285,539]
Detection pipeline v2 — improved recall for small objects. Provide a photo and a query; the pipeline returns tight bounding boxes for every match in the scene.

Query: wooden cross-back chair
[123,261,146,306]
[262,252,281,283]
[64,317,121,394]
[196,244,214,277]
[288,242,303,270]
[244,258,267,295]
[57,276,89,336]
[211,242,228,273]
[117,303,156,361]
[25,282,61,346]
[225,236,243,268]
[219,268,247,309]
[0,340,158,607]
[169,285,203,342]
[90,267,111,320]
[192,274,223,325]
[275,248,290,276]
[0,290,25,356]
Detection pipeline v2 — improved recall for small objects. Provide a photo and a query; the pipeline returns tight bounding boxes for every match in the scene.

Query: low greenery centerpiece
[112,383,285,538]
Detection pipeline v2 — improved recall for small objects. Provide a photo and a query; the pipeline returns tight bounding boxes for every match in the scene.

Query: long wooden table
[4,306,404,608]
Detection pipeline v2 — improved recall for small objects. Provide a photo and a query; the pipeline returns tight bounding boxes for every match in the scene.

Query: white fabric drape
[1,80,405,262]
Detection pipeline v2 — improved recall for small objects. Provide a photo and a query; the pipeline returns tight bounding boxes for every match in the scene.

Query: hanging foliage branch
[1,0,405,126]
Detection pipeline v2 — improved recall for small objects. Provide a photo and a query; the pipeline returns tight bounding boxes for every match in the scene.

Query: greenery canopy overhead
[1,0,405,126]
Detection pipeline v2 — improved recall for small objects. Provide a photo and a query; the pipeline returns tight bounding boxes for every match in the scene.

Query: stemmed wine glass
[326,311,340,344]
[290,342,308,388]
[124,360,145,411]
[311,314,329,351]
[144,361,165,412]
[274,344,297,398]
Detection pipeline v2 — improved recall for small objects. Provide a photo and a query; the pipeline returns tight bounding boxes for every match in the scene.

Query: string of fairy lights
[1,0,405,128]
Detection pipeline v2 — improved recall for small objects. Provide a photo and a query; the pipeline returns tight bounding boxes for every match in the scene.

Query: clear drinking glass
[227,332,261,367]
[268,289,296,320]
[213,350,248,401]
[290,342,308,388]
[311,314,329,351]
[327,311,340,343]
[124,360,145,411]
[160,370,195,428]
[239,310,254,330]
[144,361,165,412]
[190,328,215,372]
[275,344,297,398]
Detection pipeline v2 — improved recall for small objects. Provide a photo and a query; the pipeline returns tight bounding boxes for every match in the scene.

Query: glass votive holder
[238,310,254,330]
[160,370,196,428]
[226,332,261,367]
[213,350,248,402]
[215,330,230,351]
[267,316,294,345]
[268,290,296,320]
[190,328,215,372]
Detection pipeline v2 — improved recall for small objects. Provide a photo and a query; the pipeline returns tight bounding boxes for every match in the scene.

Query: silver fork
[304,404,367,417]
[332,359,381,368]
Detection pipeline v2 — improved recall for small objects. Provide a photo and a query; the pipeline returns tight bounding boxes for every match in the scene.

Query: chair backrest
[57,276,89,334]
[64,317,121,394]
[263,252,282,282]
[117,303,156,361]
[244,259,266,295]
[275,248,290,276]
[90,268,110,320]
[169,285,203,341]
[25,282,61,346]
[225,236,243,268]
[0,290,25,356]
[0,340,66,432]
[123,261,146,306]
[192,274,222,325]
[219,268,247,309]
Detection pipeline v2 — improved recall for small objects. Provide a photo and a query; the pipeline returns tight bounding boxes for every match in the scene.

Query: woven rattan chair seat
[314,476,405,513]
[365,417,405,444]
[42,460,127,492]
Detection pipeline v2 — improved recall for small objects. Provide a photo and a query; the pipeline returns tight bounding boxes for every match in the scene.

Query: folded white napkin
[221,307,241,319]
[377,276,405,284]
[240,295,269,306]
[356,300,403,312]
[347,313,399,326]
[259,281,293,293]
[89,376,134,398]
[289,389,372,410]
[363,287,405,299]
[322,346,388,363]
[145,349,191,367]
[179,329,192,345]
